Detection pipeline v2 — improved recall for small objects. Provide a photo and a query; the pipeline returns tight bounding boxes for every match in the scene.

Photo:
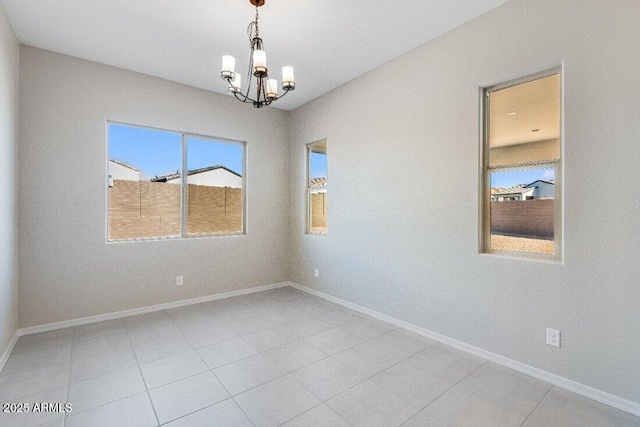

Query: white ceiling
[1,0,510,110]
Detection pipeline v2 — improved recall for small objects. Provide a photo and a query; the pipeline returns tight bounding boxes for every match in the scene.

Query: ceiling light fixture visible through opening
[220,0,295,108]
[507,111,518,116]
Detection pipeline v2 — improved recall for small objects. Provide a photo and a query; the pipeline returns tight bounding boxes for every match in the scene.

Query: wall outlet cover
[546,328,560,348]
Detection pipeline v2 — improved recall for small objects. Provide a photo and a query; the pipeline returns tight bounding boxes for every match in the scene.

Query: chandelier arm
[244,39,255,100]
[256,76,265,103]
[276,87,291,100]
[232,90,256,103]
[242,76,253,101]
[247,22,255,43]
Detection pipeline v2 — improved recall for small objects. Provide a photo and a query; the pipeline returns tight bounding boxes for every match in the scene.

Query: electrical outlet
[546,328,560,348]
[314,268,319,278]
[176,276,183,286]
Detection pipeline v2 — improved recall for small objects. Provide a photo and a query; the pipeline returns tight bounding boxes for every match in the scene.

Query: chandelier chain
[247,5,259,42]
[255,4,259,38]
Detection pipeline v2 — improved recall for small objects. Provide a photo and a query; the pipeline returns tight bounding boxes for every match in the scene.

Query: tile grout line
[145,342,257,426]
[2,332,73,424]
[454,364,553,423]
[519,385,554,427]
[299,317,396,359]
[402,360,491,427]
[137,306,259,426]
[230,394,259,426]
[77,310,250,426]
[62,390,154,424]
[205,360,258,427]
[156,397,253,427]
[290,337,426,417]
[273,401,352,427]
[156,299,373,424]
[66,336,138,384]
[67,327,140,418]
[215,314,414,417]
[124,318,162,427]
[62,331,73,426]
[310,322,438,411]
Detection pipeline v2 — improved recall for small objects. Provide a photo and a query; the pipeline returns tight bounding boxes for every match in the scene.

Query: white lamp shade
[266,79,278,98]
[282,66,294,83]
[222,55,235,73]
[253,50,267,70]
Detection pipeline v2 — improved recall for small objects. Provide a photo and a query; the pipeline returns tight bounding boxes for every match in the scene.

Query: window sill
[106,232,246,244]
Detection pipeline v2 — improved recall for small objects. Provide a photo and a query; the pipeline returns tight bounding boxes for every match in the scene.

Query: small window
[481,69,562,258]
[307,140,327,234]
[108,122,245,241]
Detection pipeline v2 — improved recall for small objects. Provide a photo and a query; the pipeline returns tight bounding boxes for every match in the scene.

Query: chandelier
[221,0,295,108]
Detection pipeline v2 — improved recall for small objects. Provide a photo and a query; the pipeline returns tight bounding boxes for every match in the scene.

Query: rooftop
[151,165,241,182]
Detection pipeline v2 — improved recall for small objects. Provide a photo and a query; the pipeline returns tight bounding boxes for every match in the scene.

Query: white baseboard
[0,330,19,373]
[18,282,289,336]
[287,282,640,418]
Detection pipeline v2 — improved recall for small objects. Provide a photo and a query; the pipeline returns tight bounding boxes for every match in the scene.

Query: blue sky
[310,152,327,179]
[491,167,554,188]
[109,124,243,178]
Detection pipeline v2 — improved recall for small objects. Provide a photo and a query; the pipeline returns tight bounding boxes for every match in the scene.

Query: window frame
[106,120,247,243]
[306,139,328,235]
[479,66,563,260]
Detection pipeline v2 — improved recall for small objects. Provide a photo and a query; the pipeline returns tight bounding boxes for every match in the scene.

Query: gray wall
[289,0,640,404]
[19,46,291,327]
[0,2,19,359]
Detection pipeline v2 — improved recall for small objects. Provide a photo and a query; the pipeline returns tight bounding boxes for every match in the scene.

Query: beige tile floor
[0,287,638,427]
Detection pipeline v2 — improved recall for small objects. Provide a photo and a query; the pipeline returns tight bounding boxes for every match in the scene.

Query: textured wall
[289,0,640,404]
[0,2,19,359]
[19,47,291,327]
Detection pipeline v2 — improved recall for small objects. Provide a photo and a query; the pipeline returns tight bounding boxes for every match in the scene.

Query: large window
[108,122,245,241]
[307,140,327,234]
[481,69,562,258]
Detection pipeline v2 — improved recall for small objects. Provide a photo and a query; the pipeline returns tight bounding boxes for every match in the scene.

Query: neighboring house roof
[151,165,241,182]
[491,184,527,196]
[310,177,327,188]
[524,180,554,188]
[109,159,140,172]
[492,180,554,195]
